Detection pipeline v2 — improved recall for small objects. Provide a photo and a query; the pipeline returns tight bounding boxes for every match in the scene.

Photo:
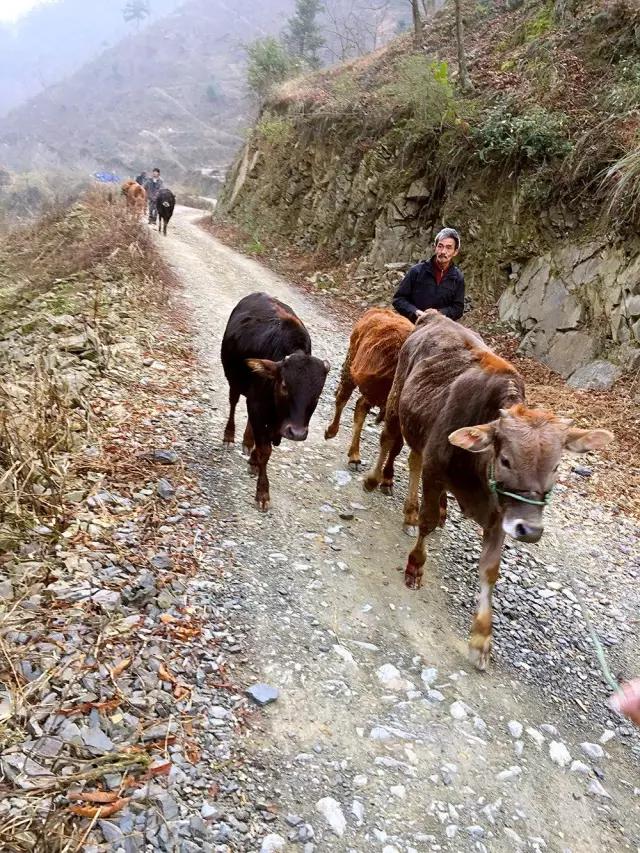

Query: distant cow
[364,310,612,669]
[121,179,146,216]
[221,292,329,511]
[325,308,413,470]
[156,188,175,236]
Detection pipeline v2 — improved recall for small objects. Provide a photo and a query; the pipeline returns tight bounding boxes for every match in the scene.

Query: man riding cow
[144,168,164,225]
[393,227,465,323]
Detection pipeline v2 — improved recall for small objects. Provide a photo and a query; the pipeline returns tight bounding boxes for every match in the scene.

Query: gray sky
[0,0,52,22]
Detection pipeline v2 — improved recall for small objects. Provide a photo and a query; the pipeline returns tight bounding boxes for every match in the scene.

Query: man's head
[434,227,460,269]
[152,168,160,178]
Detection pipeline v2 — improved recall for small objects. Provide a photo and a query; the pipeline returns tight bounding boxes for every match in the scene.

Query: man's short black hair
[152,168,160,174]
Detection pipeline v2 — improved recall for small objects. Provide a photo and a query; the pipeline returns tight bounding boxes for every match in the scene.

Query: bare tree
[454,0,473,92]
[411,0,423,46]
[322,0,392,62]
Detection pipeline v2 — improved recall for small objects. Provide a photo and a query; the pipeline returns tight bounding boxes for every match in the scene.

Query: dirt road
[154,207,640,852]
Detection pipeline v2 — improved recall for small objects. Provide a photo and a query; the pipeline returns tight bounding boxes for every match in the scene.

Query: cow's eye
[500,456,511,469]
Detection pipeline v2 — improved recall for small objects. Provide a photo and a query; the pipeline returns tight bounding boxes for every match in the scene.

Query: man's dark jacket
[392,257,465,323]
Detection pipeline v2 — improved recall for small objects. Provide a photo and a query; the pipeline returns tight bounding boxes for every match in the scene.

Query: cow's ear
[448,423,495,452]
[246,358,279,380]
[564,427,613,453]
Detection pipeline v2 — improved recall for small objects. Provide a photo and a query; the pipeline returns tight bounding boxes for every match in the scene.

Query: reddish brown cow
[325,308,414,470]
[121,180,146,216]
[364,310,612,669]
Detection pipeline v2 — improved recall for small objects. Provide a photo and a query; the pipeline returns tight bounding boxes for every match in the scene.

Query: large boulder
[568,360,621,391]
[500,240,640,376]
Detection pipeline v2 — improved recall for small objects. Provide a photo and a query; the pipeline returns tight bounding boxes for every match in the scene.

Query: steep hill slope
[0,0,183,116]
[219,0,640,383]
[0,0,291,184]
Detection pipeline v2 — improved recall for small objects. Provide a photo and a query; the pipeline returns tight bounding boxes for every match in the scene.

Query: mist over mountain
[0,0,184,115]
[0,0,292,186]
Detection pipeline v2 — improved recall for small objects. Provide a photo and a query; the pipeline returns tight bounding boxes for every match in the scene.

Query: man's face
[435,237,458,268]
[153,170,160,179]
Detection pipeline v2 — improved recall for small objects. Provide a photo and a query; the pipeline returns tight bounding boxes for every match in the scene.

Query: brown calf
[364,310,612,670]
[121,180,146,216]
[325,308,413,470]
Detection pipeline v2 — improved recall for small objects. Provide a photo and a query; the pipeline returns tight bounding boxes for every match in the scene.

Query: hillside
[0,0,184,116]
[0,0,291,185]
[219,0,640,385]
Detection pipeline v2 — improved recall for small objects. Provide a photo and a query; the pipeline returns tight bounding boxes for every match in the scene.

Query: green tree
[246,38,298,100]
[122,1,150,30]
[283,0,325,69]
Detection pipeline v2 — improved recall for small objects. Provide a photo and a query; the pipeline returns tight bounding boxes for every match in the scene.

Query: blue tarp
[93,171,122,183]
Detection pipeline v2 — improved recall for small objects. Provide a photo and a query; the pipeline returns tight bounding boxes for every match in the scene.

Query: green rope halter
[488,461,553,507]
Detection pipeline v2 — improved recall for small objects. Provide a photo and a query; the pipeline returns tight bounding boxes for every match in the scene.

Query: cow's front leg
[242,419,255,457]
[468,524,505,671]
[405,469,444,589]
[403,449,423,533]
[223,385,240,446]
[324,362,355,441]
[363,413,402,493]
[347,396,371,471]
[253,442,273,511]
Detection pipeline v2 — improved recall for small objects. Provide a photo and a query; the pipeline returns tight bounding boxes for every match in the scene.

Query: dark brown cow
[324,308,414,470]
[221,292,329,511]
[364,310,612,669]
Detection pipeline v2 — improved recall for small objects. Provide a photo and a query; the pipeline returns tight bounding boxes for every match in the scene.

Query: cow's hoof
[362,475,379,492]
[248,463,259,477]
[324,427,337,440]
[256,496,270,512]
[242,444,254,456]
[403,524,418,537]
[348,459,362,472]
[380,482,393,496]
[404,559,423,590]
[468,641,491,672]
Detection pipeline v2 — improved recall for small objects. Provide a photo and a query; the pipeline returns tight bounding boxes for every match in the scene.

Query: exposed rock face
[221,124,640,378]
[498,241,640,379]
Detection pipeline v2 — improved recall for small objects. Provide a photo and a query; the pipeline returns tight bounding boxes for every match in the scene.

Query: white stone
[526,726,545,747]
[353,774,368,788]
[449,701,468,720]
[421,667,438,686]
[496,766,522,782]
[369,726,392,741]
[316,797,346,836]
[581,742,604,760]
[390,785,406,799]
[587,779,611,799]
[376,663,414,692]
[351,799,364,825]
[333,645,356,666]
[260,834,286,853]
[508,720,523,738]
[570,760,591,775]
[549,741,571,767]
[599,730,615,745]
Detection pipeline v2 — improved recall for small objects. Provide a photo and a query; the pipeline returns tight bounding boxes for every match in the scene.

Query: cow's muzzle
[503,516,544,543]
[282,424,308,441]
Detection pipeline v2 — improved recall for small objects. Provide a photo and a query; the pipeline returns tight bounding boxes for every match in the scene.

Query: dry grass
[0,192,182,851]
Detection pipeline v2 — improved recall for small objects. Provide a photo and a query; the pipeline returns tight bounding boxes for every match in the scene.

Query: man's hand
[610,679,640,726]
